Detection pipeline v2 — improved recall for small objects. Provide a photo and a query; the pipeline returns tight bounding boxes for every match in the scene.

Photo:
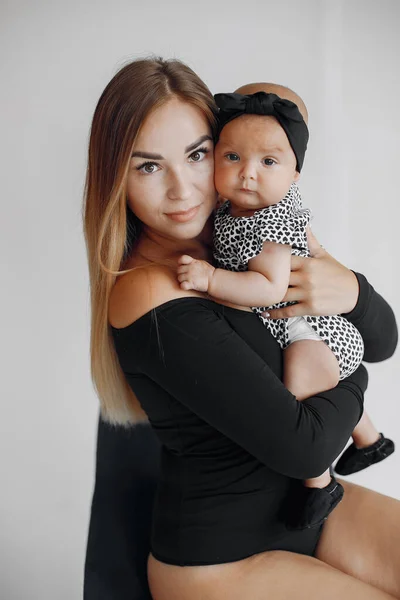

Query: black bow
[214,92,309,172]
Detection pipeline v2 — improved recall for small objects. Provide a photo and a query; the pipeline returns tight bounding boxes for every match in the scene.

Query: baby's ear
[293,170,301,182]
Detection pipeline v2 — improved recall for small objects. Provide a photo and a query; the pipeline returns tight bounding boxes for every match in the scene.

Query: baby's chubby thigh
[283,317,340,401]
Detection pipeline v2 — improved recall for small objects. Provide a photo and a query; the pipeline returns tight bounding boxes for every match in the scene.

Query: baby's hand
[177,255,215,292]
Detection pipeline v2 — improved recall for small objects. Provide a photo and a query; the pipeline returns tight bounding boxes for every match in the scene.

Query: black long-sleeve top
[83,273,397,598]
[106,271,397,567]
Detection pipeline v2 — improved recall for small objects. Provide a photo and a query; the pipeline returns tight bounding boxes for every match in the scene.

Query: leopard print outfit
[213,182,364,380]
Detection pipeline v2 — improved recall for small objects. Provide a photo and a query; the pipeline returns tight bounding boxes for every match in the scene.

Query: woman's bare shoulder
[108,264,205,329]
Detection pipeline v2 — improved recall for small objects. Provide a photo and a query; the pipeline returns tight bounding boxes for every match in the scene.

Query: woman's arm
[266,229,398,361]
[114,298,368,480]
[342,272,398,362]
[177,242,291,306]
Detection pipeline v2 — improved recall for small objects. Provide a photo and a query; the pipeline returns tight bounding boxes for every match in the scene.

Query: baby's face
[214,115,299,214]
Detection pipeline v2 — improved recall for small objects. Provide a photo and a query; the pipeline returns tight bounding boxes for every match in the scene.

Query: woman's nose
[167,169,192,201]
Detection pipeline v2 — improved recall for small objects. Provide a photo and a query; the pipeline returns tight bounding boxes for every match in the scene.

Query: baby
[177,83,394,529]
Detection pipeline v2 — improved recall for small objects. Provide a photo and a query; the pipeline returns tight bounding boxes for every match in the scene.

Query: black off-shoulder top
[110,272,397,566]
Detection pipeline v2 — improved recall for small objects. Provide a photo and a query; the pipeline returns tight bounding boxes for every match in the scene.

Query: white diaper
[286,316,323,345]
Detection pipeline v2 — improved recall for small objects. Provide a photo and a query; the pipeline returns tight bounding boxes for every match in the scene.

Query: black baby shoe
[286,476,344,530]
[334,433,395,476]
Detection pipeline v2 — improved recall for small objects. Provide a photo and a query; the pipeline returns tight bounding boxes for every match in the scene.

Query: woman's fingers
[287,270,304,288]
[265,302,308,319]
[266,229,359,318]
[306,226,324,257]
[260,287,306,319]
[289,255,304,271]
[281,287,304,304]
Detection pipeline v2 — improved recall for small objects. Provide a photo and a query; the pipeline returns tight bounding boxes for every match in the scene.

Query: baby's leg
[352,411,381,448]
[284,338,340,489]
[283,335,344,529]
[284,338,340,402]
[334,412,395,476]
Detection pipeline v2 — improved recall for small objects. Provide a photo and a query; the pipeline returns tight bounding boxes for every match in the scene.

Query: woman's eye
[263,158,276,166]
[226,153,239,162]
[137,162,160,174]
[189,151,203,162]
[189,147,209,162]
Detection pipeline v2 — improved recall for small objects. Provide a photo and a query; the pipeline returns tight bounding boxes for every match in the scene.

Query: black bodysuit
[111,272,397,567]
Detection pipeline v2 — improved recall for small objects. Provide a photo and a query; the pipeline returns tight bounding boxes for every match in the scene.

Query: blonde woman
[83,57,399,599]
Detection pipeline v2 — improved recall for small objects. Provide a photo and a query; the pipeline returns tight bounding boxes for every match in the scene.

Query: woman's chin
[169,213,211,241]
[190,203,216,238]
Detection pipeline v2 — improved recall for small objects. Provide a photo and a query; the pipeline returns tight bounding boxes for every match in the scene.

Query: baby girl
[177,83,394,529]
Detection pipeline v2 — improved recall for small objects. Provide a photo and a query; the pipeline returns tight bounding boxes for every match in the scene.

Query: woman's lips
[166,205,200,223]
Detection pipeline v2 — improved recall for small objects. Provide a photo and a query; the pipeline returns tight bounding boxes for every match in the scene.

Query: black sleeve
[84,418,160,600]
[124,299,368,480]
[343,272,398,362]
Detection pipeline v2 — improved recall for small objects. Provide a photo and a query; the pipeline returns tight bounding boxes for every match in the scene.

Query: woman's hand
[264,228,360,319]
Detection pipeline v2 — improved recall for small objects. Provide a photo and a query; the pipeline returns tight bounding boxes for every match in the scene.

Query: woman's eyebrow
[131,150,164,159]
[131,134,212,159]
[185,134,213,153]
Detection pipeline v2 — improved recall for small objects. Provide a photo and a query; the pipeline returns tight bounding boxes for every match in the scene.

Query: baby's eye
[137,162,160,174]
[263,158,276,166]
[225,153,239,162]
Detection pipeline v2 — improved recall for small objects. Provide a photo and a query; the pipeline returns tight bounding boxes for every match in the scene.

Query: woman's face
[127,97,217,243]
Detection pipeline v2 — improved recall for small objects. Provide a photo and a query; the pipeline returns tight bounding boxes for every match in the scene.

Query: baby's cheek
[214,165,231,196]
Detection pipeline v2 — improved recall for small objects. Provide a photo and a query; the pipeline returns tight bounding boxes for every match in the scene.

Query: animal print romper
[213,182,364,379]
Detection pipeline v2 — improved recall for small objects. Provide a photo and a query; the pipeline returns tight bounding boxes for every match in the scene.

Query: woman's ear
[293,170,301,182]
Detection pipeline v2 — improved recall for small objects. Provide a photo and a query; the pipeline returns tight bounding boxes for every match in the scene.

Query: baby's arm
[177,241,291,306]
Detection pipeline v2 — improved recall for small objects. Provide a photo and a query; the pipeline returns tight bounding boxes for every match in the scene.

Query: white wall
[1,0,399,597]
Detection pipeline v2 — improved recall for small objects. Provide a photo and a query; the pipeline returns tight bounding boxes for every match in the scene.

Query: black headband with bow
[214,91,309,172]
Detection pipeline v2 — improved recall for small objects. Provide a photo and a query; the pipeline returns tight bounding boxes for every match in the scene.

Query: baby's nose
[239,162,256,180]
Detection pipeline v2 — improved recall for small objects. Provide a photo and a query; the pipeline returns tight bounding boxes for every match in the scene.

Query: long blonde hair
[82,57,217,426]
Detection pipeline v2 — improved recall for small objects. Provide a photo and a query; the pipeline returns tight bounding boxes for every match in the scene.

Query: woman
[83,57,399,599]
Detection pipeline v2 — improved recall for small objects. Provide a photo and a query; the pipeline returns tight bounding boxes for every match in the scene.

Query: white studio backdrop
[1,0,399,598]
